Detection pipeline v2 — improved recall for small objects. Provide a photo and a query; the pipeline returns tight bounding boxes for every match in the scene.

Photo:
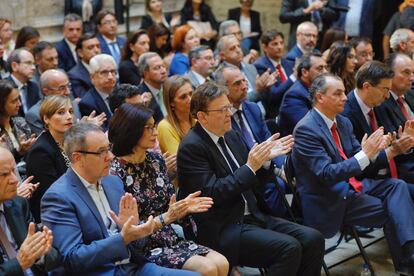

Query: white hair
[390,28,413,52]
[89,54,116,74]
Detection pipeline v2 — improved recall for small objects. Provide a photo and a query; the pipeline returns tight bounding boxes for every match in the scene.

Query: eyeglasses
[374,85,391,93]
[144,124,157,134]
[230,31,243,37]
[358,51,375,58]
[205,105,233,114]
[48,83,72,92]
[299,32,317,39]
[76,144,113,158]
[97,69,117,77]
[101,19,117,25]
[19,61,35,67]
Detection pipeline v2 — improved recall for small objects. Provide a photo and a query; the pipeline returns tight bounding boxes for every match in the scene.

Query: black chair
[284,153,376,275]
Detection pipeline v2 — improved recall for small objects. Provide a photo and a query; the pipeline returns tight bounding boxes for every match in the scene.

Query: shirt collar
[64,38,76,51]
[390,90,399,100]
[11,74,25,88]
[268,57,281,68]
[96,89,110,100]
[191,70,206,84]
[200,124,222,145]
[144,81,161,97]
[314,107,336,130]
[354,89,372,116]
[72,167,103,191]
[102,35,117,44]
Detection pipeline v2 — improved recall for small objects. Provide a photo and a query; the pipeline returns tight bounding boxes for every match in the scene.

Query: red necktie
[397,97,412,120]
[276,63,287,83]
[368,109,398,178]
[331,123,364,192]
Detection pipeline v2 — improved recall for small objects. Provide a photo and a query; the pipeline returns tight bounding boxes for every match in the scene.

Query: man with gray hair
[56,13,83,72]
[390,28,414,57]
[78,54,116,130]
[285,21,319,64]
[136,52,167,123]
[187,45,215,89]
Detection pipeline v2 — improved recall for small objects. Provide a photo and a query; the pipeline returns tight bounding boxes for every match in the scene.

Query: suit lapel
[311,110,339,158]
[101,178,119,215]
[348,91,371,135]
[4,199,26,246]
[242,103,260,143]
[91,88,111,118]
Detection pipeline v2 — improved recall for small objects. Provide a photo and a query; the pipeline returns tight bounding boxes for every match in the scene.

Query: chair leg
[322,260,330,276]
[350,226,375,275]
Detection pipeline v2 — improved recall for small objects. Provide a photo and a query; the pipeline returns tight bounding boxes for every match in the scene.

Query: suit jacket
[78,87,112,130]
[227,8,262,52]
[56,39,77,72]
[186,70,204,89]
[253,56,294,118]
[136,82,164,123]
[96,33,126,64]
[8,76,40,116]
[67,62,92,99]
[118,59,141,85]
[140,14,172,30]
[237,61,262,103]
[177,122,272,265]
[41,169,146,275]
[26,131,69,223]
[279,0,339,49]
[292,109,389,237]
[0,196,60,276]
[285,45,304,64]
[279,80,311,137]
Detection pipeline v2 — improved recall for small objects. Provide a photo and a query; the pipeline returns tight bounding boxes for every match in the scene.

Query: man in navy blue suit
[8,48,40,116]
[285,21,319,64]
[279,53,327,136]
[78,54,115,130]
[292,73,414,273]
[95,10,125,66]
[254,30,295,119]
[56,13,83,72]
[68,33,101,99]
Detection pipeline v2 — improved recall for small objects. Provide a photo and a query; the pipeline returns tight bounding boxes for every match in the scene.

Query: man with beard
[187,45,215,89]
[285,21,319,64]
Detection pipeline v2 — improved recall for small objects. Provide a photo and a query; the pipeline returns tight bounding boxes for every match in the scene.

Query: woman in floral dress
[109,103,229,276]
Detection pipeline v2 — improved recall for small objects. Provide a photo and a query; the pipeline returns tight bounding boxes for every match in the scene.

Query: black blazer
[56,39,77,72]
[140,14,172,30]
[78,87,113,130]
[67,62,93,99]
[26,131,69,223]
[0,197,60,275]
[7,76,40,117]
[177,123,273,266]
[119,59,141,86]
[227,8,262,51]
[136,82,164,123]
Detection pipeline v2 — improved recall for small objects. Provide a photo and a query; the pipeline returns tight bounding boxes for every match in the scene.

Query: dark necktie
[397,97,412,121]
[276,63,287,83]
[0,211,17,260]
[368,109,398,178]
[331,123,364,192]
[236,110,255,149]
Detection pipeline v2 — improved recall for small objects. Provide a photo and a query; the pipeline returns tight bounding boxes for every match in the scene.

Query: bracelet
[159,214,166,227]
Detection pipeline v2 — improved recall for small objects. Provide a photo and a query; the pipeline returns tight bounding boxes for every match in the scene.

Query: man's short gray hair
[89,54,116,74]
[309,73,342,104]
[137,52,160,77]
[219,20,239,37]
[390,28,413,52]
[64,123,103,162]
[214,63,239,86]
[216,35,236,54]
[63,13,82,26]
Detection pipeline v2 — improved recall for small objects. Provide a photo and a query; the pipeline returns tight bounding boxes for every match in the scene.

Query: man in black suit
[56,13,83,72]
[32,42,59,87]
[177,81,325,275]
[136,52,167,123]
[0,146,60,275]
[67,33,101,99]
[8,49,41,116]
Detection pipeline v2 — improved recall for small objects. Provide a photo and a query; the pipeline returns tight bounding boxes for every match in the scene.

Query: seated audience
[279,53,328,136]
[8,48,40,116]
[254,29,295,119]
[56,13,83,72]
[0,18,14,61]
[95,10,125,66]
[14,26,40,52]
[0,146,60,275]
[169,25,200,76]
[119,30,150,85]
[349,37,375,71]
[292,73,414,274]
[177,81,324,275]
[140,0,180,31]
[109,103,229,275]
[0,80,35,163]
[68,33,101,99]
[285,21,319,64]
[41,122,199,275]
[32,41,59,86]
[228,0,262,53]
[327,41,357,93]
[78,54,116,130]
[186,45,215,89]
[137,52,168,123]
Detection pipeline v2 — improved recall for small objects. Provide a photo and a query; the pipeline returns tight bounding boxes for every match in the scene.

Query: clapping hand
[255,69,279,92]
[163,152,177,176]
[80,110,107,127]
[18,134,36,155]
[17,176,39,199]
[165,192,213,222]
[361,127,389,159]
[267,134,294,159]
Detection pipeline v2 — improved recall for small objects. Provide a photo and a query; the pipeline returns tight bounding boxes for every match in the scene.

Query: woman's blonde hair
[40,95,72,125]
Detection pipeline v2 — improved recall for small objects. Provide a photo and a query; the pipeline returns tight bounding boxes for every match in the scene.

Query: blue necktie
[236,110,255,149]
[109,42,121,65]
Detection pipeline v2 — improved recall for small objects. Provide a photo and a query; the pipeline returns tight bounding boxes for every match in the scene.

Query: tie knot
[397,97,404,104]
[368,109,374,117]
[331,122,337,132]
[218,137,226,148]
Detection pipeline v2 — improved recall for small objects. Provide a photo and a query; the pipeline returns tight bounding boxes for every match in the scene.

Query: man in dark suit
[79,54,116,130]
[177,81,324,275]
[95,10,125,66]
[41,123,195,275]
[67,33,101,99]
[284,21,320,64]
[187,45,215,89]
[56,13,83,72]
[32,42,59,88]
[8,49,41,116]
[279,53,327,136]
[292,73,414,273]
[0,147,60,275]
[254,30,295,119]
[136,52,167,123]
[215,64,290,217]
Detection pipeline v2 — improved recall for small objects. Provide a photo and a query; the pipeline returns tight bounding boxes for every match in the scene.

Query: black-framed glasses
[205,105,233,114]
[48,82,72,92]
[98,70,117,77]
[144,124,157,134]
[76,144,112,157]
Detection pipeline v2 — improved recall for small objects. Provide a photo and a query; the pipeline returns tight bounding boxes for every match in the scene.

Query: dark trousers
[238,215,325,276]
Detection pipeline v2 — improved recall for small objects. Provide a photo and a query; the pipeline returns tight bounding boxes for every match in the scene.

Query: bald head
[0,147,18,203]
[40,69,71,97]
